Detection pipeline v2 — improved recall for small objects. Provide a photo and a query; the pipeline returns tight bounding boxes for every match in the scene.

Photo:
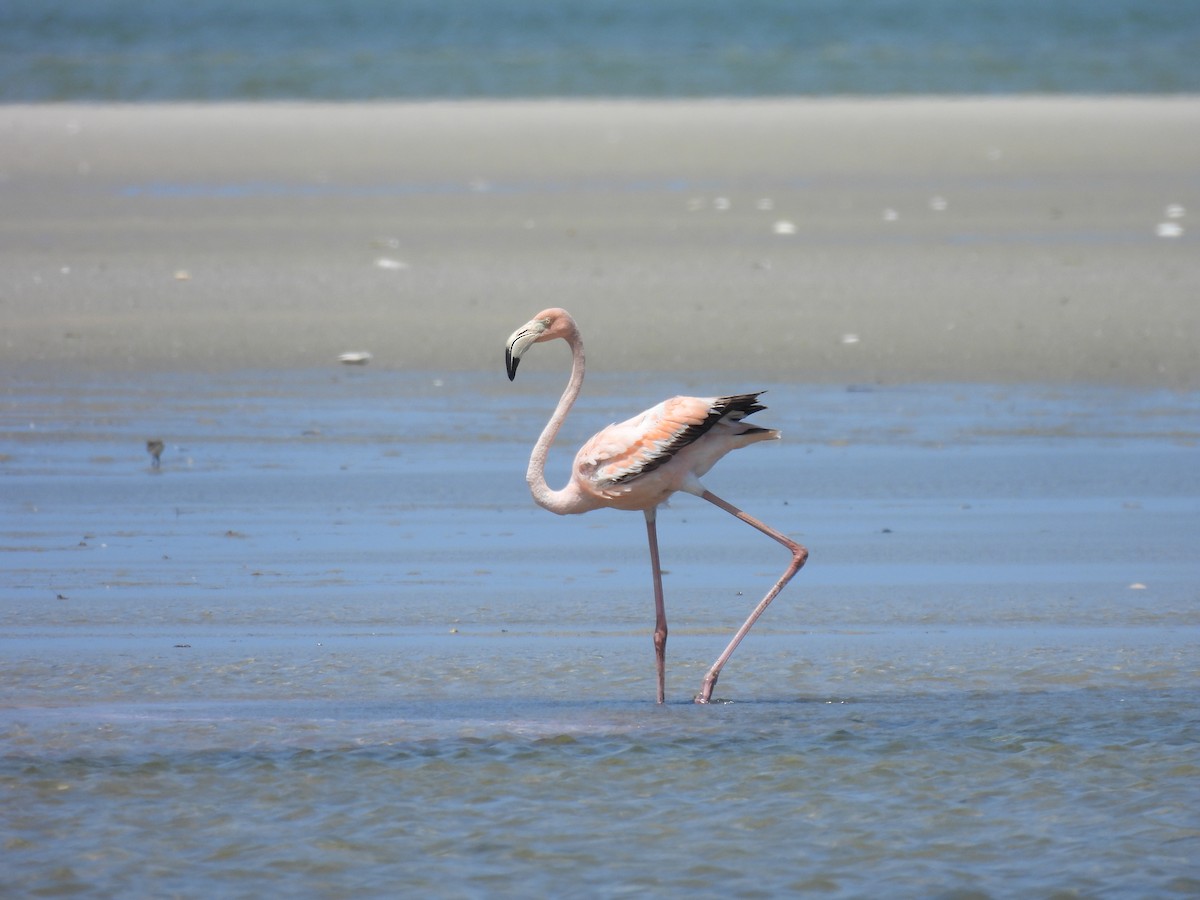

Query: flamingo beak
[505,321,545,381]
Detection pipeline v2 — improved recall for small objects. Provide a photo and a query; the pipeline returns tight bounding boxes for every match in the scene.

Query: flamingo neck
[527,325,593,515]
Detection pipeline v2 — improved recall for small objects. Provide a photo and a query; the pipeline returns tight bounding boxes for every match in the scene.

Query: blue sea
[2,0,1198,101]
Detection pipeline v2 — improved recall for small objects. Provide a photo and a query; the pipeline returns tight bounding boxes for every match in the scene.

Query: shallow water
[2,371,1199,897]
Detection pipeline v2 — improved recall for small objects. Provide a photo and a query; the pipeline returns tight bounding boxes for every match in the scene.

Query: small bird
[506,308,807,703]
[146,439,164,469]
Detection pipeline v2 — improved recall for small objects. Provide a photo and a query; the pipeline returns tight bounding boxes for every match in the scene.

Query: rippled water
[3,371,1199,896]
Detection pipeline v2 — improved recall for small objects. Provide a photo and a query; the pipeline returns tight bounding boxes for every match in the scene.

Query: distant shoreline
[3,98,1198,387]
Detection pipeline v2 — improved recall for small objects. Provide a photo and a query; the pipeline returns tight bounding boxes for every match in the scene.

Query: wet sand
[2,98,1198,385]
[4,371,1198,896]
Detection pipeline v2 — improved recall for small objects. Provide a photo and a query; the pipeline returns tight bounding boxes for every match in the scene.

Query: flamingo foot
[694,673,719,704]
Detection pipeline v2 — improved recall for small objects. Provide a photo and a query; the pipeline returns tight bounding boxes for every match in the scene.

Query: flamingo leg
[644,507,669,704]
[694,490,808,704]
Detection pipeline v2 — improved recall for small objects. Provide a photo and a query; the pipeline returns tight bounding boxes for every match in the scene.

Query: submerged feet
[694,675,719,705]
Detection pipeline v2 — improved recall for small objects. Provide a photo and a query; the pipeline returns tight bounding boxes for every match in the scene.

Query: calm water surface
[2,371,1199,897]
[2,0,1197,100]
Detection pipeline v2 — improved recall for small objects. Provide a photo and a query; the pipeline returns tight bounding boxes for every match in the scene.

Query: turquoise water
[3,0,1198,101]
[2,372,1199,896]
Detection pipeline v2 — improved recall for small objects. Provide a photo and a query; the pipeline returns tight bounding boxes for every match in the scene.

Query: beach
[3,97,1198,385]
[3,99,1199,897]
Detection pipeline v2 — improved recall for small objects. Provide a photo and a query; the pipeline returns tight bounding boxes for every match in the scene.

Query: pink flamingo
[505,308,808,703]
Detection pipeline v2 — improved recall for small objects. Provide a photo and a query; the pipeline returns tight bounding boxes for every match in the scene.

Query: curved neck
[527,324,592,514]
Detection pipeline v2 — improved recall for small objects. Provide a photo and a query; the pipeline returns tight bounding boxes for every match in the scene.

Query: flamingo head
[505,308,575,381]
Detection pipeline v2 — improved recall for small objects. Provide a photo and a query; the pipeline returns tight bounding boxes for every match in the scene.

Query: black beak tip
[505,349,519,382]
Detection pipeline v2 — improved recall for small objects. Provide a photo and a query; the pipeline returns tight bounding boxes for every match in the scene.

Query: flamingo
[505,308,808,703]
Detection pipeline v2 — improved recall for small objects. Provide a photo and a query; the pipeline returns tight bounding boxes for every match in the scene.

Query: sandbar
[1,98,1197,386]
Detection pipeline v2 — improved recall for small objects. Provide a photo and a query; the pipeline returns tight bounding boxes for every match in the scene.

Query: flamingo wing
[577,392,769,490]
